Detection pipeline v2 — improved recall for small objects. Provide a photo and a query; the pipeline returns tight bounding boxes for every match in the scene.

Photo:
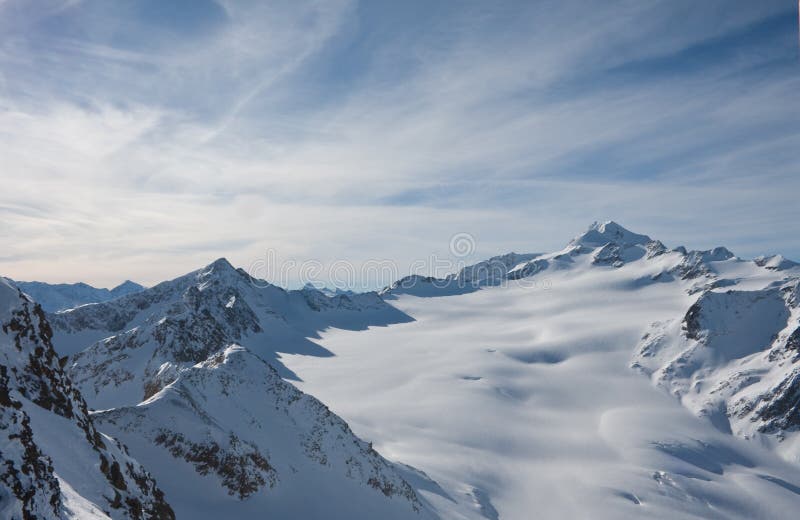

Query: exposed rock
[96,346,424,514]
[0,278,174,519]
[634,280,800,446]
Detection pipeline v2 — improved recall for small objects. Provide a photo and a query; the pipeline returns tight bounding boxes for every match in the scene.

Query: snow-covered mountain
[10,279,144,312]
[49,258,408,402]
[380,221,752,299]
[94,345,429,519]
[285,221,800,519]
[0,277,173,520]
[633,278,800,457]
[7,221,800,519]
[43,258,430,519]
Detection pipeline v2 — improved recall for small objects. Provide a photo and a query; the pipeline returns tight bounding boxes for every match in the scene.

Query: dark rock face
[682,301,703,340]
[0,282,174,519]
[672,247,734,280]
[754,255,799,272]
[0,375,61,520]
[785,327,800,356]
[507,259,548,280]
[2,303,97,442]
[637,279,800,445]
[754,368,800,434]
[591,243,623,267]
[153,431,276,499]
[645,240,668,259]
[454,253,539,286]
[754,320,800,434]
[94,346,425,514]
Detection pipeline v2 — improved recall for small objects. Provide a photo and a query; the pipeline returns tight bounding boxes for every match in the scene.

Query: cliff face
[0,277,174,519]
[634,280,800,447]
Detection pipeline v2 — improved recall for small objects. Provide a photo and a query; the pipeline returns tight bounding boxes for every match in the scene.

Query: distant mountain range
[10,279,145,312]
[3,221,800,519]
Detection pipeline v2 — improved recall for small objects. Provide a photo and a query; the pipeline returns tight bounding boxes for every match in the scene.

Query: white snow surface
[26,221,800,519]
[280,223,800,520]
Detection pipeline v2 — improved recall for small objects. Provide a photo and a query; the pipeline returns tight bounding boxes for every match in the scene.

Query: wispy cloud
[0,0,797,287]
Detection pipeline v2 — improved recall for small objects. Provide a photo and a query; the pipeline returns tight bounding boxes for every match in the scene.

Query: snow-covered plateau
[4,221,800,519]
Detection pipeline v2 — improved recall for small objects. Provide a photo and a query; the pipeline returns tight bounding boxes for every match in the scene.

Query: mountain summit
[569,220,652,248]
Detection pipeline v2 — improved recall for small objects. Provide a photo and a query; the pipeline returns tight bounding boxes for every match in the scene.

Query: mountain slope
[44,259,433,519]
[633,279,800,457]
[13,221,800,519]
[0,277,173,520]
[51,258,409,406]
[380,221,748,299]
[283,221,800,520]
[95,345,430,519]
[11,280,145,312]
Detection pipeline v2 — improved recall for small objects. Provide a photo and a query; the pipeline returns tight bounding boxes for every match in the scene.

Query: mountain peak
[570,220,651,248]
[110,279,145,297]
[197,257,242,281]
[112,279,142,290]
[0,277,26,320]
[206,257,236,271]
[754,254,798,271]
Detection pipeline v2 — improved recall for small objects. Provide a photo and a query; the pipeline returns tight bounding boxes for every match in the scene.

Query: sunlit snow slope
[283,222,800,520]
[44,259,432,519]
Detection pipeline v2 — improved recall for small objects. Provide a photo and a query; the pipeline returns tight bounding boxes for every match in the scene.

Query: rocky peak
[671,246,736,280]
[454,252,539,284]
[110,280,145,297]
[196,257,250,288]
[755,254,799,272]
[569,221,652,248]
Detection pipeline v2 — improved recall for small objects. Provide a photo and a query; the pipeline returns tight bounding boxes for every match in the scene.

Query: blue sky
[0,0,798,287]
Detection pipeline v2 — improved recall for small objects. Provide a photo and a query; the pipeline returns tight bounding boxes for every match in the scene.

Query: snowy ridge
[56,258,408,407]
[10,279,144,312]
[50,258,404,357]
[633,278,800,458]
[42,259,431,518]
[0,277,173,520]
[755,255,799,272]
[381,220,759,298]
[95,345,431,519]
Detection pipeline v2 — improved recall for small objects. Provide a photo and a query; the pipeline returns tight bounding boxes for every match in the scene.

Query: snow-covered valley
[4,221,800,519]
[283,223,800,519]
[4,0,797,517]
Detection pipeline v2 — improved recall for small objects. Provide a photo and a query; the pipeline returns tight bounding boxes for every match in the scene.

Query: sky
[0,0,798,289]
